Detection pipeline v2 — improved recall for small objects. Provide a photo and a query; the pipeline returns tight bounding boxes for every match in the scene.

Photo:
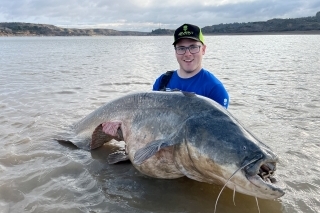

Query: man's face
[175,38,206,74]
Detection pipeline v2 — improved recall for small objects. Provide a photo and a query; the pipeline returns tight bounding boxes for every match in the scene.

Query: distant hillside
[0,11,319,36]
[202,11,320,34]
[0,22,149,36]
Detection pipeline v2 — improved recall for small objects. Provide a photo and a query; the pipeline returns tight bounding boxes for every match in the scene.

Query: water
[0,35,319,213]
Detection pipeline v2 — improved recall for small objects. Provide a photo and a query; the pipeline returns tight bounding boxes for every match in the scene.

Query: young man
[152,23,229,109]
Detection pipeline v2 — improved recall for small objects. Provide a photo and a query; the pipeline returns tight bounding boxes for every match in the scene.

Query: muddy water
[0,35,319,213]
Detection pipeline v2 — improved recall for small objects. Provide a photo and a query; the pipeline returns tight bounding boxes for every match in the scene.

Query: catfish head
[134,113,285,199]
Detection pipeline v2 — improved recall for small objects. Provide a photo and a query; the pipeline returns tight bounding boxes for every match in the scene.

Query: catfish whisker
[214,158,260,213]
[233,186,236,206]
[255,197,261,213]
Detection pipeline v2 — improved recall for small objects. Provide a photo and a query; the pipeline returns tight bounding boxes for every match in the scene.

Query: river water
[0,35,319,213]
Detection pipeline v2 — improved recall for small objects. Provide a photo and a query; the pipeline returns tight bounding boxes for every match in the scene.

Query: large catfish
[59,91,285,200]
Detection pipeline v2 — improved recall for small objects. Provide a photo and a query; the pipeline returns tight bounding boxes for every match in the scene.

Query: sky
[0,0,320,32]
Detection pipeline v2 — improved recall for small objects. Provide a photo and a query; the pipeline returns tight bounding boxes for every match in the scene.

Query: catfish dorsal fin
[181,91,196,97]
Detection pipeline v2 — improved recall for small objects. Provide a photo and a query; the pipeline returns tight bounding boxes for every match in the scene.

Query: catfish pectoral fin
[133,139,171,165]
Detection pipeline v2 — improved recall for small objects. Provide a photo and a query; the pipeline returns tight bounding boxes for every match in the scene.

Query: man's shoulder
[198,68,222,83]
[200,68,215,76]
[154,70,177,91]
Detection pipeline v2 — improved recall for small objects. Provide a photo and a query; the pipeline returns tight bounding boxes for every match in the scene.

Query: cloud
[0,0,319,31]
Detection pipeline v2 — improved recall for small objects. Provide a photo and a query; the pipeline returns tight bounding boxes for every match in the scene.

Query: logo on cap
[178,25,194,37]
[173,23,204,45]
[183,25,188,31]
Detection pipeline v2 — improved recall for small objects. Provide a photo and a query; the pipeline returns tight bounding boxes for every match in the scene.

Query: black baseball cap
[173,23,205,45]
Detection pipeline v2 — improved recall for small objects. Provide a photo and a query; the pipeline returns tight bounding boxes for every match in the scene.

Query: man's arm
[208,84,229,109]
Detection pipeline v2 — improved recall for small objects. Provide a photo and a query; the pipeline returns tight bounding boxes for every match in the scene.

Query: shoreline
[206,30,320,35]
[1,30,320,37]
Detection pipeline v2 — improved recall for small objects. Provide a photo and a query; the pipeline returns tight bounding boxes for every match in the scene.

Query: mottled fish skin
[62,91,285,199]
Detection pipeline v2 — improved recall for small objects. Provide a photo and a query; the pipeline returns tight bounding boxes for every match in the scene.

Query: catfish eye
[242,146,247,151]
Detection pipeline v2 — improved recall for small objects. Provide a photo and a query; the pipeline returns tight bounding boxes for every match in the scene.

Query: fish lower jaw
[246,174,285,199]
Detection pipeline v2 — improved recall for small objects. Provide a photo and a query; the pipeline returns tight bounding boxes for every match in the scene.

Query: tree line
[1,11,319,36]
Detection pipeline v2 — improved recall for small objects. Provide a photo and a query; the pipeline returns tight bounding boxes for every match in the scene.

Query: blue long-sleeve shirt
[153,68,229,108]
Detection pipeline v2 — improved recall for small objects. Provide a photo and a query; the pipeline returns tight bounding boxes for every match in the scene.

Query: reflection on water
[0,35,319,213]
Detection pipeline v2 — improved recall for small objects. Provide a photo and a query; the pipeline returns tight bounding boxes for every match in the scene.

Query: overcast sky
[1,0,320,31]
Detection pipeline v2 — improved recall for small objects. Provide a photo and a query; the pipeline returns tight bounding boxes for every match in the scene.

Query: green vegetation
[202,12,320,34]
[1,11,319,36]
[0,22,149,36]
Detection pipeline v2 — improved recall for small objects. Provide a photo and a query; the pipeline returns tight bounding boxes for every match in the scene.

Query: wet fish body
[61,91,285,199]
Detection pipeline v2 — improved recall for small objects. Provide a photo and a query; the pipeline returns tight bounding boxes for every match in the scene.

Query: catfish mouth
[255,161,277,183]
[244,159,285,198]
